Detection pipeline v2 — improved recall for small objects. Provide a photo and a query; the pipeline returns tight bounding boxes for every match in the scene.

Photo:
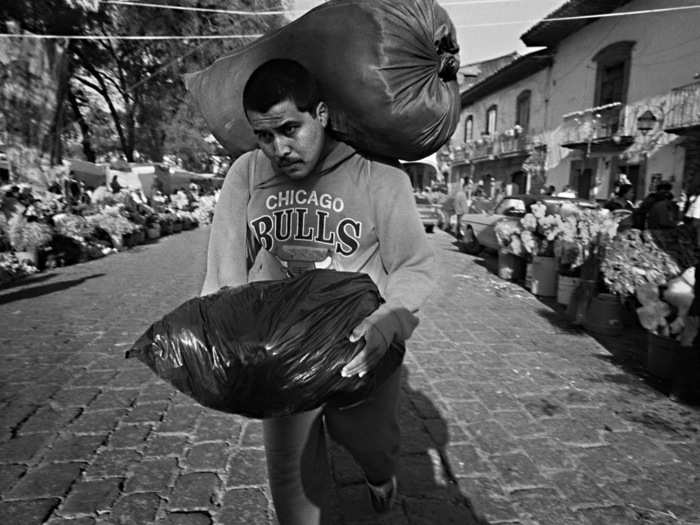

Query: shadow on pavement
[0,271,58,291]
[328,365,488,524]
[0,273,105,305]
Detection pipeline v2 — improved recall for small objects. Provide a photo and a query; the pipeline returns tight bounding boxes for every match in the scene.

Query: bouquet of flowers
[554,209,619,276]
[53,213,93,242]
[494,220,525,256]
[193,196,216,226]
[85,209,137,239]
[519,202,561,257]
[600,228,681,297]
[7,214,54,252]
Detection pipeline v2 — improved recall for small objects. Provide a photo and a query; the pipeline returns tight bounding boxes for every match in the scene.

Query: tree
[71,0,286,164]
[1,0,104,165]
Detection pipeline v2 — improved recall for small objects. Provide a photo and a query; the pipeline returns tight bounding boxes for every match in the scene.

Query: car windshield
[414,195,431,205]
[494,198,526,216]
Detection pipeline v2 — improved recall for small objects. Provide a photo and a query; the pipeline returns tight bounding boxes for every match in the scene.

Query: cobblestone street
[1,227,699,525]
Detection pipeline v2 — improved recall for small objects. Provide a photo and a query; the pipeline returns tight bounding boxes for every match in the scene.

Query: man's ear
[315,102,329,128]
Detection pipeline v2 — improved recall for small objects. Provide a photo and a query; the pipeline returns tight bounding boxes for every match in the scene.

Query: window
[485,105,497,135]
[464,115,474,141]
[593,41,635,106]
[515,90,531,131]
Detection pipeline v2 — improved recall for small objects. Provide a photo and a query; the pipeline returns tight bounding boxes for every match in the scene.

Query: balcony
[665,81,700,134]
[459,130,530,163]
[560,102,634,152]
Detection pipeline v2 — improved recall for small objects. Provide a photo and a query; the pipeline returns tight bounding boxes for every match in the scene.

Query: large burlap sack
[125,269,405,418]
[184,0,460,161]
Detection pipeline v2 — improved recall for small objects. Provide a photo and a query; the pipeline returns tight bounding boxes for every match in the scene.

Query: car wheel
[425,224,434,233]
[459,227,482,254]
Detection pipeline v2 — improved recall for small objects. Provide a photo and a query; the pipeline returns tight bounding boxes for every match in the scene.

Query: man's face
[247,99,327,179]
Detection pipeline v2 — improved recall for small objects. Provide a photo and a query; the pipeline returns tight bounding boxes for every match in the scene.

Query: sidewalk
[0,227,698,525]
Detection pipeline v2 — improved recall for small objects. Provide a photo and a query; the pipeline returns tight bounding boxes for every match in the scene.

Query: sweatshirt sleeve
[363,163,436,342]
[200,154,251,296]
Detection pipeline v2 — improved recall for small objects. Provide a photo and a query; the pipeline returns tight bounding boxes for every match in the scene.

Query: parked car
[414,194,440,233]
[457,194,599,254]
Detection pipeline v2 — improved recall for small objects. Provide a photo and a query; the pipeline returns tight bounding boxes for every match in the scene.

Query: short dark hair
[243,59,321,115]
[616,183,633,196]
[657,181,672,192]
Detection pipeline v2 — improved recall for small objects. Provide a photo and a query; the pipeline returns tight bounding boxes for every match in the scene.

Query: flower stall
[1,180,218,287]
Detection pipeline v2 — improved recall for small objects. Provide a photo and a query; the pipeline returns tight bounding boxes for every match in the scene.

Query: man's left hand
[340,319,390,378]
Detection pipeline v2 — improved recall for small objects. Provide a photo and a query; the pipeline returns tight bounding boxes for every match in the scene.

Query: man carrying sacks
[200,59,435,522]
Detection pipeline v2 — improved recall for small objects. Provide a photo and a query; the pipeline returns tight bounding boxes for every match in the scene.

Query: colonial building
[446,0,700,201]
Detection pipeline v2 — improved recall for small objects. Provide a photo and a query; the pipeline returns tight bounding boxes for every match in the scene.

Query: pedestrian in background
[604,183,634,211]
[200,59,434,524]
[647,181,680,229]
[453,180,469,239]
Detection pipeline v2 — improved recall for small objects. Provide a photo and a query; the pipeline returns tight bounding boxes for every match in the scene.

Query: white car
[458,194,600,254]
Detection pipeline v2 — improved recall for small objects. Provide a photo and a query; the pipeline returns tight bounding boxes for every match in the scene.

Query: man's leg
[263,407,333,525]
[324,367,402,486]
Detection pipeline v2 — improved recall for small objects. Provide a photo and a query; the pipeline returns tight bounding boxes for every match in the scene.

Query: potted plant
[7,214,54,266]
[519,203,560,297]
[634,272,698,385]
[145,214,161,240]
[86,210,137,250]
[554,209,619,306]
[494,220,526,281]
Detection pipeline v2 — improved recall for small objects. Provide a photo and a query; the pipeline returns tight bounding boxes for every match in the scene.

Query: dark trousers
[262,368,401,525]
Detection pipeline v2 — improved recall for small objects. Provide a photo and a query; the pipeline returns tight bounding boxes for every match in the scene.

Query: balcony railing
[665,81,700,133]
[560,102,632,148]
[457,132,530,162]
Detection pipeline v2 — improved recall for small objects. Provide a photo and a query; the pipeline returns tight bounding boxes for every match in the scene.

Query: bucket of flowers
[7,214,54,267]
[634,269,698,391]
[86,208,137,250]
[494,220,526,281]
[158,212,176,235]
[554,209,619,307]
[519,202,561,297]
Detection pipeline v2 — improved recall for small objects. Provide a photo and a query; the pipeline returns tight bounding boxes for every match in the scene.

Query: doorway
[511,170,526,194]
[569,159,598,199]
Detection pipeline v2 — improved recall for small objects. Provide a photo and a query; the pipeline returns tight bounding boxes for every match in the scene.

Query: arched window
[516,90,531,131]
[464,115,474,141]
[485,105,497,135]
[593,41,635,106]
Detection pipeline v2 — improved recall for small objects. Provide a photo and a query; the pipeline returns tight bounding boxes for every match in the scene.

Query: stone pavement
[0,226,699,525]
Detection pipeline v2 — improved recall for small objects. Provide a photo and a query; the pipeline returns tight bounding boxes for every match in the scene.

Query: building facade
[446,0,700,201]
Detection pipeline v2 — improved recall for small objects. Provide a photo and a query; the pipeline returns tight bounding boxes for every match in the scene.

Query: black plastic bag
[126,270,404,418]
[184,0,460,161]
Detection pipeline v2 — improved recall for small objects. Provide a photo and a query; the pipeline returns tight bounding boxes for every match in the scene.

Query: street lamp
[636,110,658,194]
[636,110,657,135]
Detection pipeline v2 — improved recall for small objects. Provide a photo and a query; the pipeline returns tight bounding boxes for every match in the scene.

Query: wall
[458,65,551,140]
[543,0,700,197]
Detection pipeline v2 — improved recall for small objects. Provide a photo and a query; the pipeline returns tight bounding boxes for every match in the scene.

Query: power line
[101,0,289,16]
[454,4,700,28]
[101,0,519,17]
[0,33,262,40]
[2,4,699,40]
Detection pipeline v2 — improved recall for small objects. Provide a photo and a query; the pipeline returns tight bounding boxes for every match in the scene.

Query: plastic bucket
[583,293,623,336]
[530,256,558,297]
[557,275,581,306]
[497,252,526,282]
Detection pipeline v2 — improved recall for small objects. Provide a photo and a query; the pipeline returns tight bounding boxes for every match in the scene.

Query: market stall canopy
[69,159,109,189]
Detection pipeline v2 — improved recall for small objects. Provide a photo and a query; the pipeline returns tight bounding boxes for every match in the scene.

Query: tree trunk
[67,87,96,162]
[74,48,130,160]
[48,40,72,165]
